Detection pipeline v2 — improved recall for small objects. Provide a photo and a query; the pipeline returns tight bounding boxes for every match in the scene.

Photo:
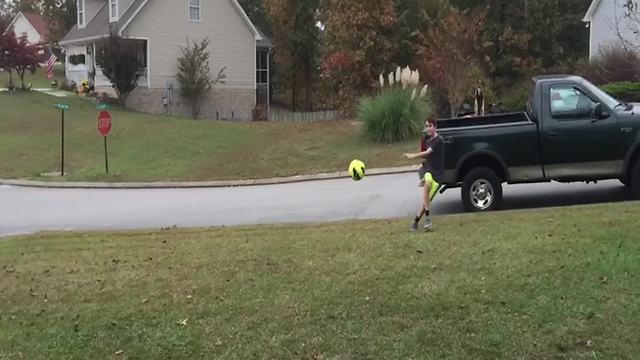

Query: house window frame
[188,0,201,22]
[77,0,85,28]
[109,0,119,22]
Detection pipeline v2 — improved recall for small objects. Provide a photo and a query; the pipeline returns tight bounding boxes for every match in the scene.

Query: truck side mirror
[594,103,610,120]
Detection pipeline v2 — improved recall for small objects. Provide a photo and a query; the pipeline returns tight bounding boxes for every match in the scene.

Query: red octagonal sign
[98,110,112,136]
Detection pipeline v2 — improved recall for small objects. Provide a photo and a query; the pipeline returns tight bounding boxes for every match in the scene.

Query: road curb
[0,165,420,189]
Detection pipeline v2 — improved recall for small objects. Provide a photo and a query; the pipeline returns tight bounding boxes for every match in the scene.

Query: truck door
[540,83,624,179]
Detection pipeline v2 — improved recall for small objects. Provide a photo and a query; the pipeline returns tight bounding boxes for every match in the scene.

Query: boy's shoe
[424,217,433,231]
[410,221,418,232]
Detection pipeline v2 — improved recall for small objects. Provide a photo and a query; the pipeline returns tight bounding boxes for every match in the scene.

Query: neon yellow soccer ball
[349,159,366,181]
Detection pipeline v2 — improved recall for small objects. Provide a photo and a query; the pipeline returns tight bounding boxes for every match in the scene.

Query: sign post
[53,103,70,176]
[97,108,112,173]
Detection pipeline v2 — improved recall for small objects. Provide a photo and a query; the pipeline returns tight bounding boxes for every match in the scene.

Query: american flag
[45,47,57,80]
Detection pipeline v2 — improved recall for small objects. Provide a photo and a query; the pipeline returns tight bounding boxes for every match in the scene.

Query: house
[59,0,272,120]
[583,0,640,60]
[3,12,51,43]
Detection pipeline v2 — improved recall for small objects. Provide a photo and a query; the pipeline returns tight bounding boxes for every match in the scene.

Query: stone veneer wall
[109,87,256,120]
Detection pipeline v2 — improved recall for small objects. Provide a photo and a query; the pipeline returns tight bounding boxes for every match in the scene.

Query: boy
[404,116,445,231]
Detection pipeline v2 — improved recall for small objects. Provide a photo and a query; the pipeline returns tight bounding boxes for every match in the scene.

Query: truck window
[549,85,597,120]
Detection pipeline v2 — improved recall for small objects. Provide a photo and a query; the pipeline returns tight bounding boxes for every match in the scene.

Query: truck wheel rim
[470,179,493,210]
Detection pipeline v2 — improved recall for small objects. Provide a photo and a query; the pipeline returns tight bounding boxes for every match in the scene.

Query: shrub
[358,67,432,143]
[578,46,640,85]
[252,104,268,121]
[600,81,640,102]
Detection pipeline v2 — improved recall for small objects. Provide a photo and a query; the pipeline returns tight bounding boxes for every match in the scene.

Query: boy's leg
[423,176,432,230]
[423,173,441,230]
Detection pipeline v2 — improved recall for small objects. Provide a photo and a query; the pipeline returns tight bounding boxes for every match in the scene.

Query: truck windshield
[583,81,622,110]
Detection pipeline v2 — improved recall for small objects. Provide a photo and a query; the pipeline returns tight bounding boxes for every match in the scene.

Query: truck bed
[438,112,532,130]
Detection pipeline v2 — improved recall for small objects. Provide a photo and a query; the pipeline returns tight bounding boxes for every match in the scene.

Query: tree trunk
[8,70,13,89]
[291,70,297,112]
[16,68,26,89]
[306,57,311,111]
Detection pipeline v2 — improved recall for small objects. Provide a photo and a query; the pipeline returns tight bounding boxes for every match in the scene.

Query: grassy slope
[1,202,639,359]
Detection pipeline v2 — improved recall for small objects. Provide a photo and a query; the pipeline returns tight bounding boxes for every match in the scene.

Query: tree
[9,0,41,14]
[95,33,145,107]
[237,0,272,37]
[392,0,447,67]
[41,0,77,44]
[0,30,19,89]
[0,1,11,33]
[1,31,40,90]
[320,0,398,114]
[176,38,226,119]
[264,0,320,111]
[418,7,487,117]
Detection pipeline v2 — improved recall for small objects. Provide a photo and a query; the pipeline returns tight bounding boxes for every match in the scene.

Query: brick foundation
[110,87,256,120]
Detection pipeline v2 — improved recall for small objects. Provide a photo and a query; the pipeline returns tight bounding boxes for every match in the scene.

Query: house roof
[256,27,273,48]
[582,0,601,22]
[3,12,51,40]
[60,0,147,45]
[60,0,265,46]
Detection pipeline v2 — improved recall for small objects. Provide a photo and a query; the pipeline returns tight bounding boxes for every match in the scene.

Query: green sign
[54,103,70,110]
[96,103,111,110]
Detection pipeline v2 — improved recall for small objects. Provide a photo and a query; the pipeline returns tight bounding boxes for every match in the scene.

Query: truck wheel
[631,161,640,199]
[461,167,503,212]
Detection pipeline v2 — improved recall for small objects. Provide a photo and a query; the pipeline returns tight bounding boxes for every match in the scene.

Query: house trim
[3,12,22,32]
[77,0,86,28]
[60,34,110,45]
[126,36,151,89]
[119,0,149,34]
[583,0,601,22]
[2,12,40,40]
[188,0,201,23]
[230,0,262,40]
[109,0,120,22]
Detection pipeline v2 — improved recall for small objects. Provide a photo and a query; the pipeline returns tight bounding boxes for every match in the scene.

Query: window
[256,49,268,84]
[189,0,200,22]
[77,0,85,27]
[549,85,597,120]
[109,0,119,21]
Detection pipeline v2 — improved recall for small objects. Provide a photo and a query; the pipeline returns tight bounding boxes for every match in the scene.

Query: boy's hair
[426,116,437,127]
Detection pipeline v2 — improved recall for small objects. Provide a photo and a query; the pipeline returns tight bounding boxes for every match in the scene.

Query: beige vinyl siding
[123,0,256,90]
[84,0,105,25]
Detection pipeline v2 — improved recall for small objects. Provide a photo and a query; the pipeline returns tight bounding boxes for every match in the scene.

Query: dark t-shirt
[420,134,445,183]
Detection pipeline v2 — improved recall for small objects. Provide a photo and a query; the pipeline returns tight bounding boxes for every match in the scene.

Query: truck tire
[461,167,503,212]
[631,161,640,199]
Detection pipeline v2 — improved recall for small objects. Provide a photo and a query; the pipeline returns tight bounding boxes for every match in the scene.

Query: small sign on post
[53,103,70,176]
[98,110,112,173]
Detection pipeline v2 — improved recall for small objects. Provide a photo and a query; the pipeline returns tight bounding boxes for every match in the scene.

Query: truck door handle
[546,131,559,138]
[444,137,454,144]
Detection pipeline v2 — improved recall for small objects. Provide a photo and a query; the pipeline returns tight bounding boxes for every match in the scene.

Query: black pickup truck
[438,75,640,212]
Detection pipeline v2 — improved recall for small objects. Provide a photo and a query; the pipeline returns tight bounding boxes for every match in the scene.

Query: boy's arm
[404,147,434,160]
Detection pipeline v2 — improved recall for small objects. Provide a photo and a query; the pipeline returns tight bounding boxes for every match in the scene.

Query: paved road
[0,174,633,237]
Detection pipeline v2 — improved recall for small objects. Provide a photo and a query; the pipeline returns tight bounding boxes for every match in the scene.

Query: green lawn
[1,202,639,359]
[0,63,65,89]
[0,91,418,182]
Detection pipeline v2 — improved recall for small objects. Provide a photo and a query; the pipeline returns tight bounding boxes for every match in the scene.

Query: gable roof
[3,12,50,40]
[583,0,601,22]
[60,0,147,45]
[61,0,263,45]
